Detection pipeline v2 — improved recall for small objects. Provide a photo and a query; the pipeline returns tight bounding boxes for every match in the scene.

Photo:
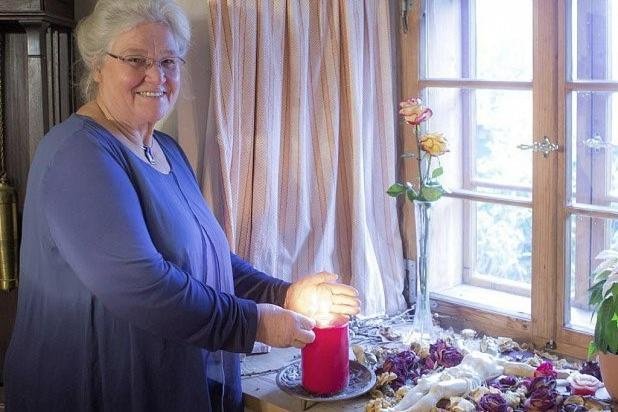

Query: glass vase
[411,200,435,342]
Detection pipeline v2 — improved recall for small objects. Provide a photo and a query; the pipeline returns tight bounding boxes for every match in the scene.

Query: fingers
[305,272,338,285]
[324,282,359,297]
[294,328,315,345]
[331,292,360,306]
[297,313,316,330]
[291,314,316,348]
[330,303,361,316]
[329,296,361,316]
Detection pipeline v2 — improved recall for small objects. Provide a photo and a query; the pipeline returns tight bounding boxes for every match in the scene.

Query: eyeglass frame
[105,52,186,73]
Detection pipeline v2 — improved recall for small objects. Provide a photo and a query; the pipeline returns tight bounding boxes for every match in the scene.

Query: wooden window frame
[399,0,580,356]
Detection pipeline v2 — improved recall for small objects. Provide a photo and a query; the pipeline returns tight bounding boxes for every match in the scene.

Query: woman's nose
[144,63,166,83]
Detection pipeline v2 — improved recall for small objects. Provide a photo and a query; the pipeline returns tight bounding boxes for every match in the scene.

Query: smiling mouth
[136,91,166,98]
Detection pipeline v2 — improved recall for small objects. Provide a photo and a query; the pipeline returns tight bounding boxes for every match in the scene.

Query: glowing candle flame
[315,313,335,328]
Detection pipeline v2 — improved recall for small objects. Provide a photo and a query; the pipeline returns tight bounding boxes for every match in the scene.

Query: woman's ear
[92,66,102,83]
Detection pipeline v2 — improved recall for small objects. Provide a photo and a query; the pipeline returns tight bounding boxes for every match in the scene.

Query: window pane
[475,0,532,81]
[426,88,532,198]
[424,0,462,78]
[568,91,618,206]
[569,0,618,81]
[428,197,531,317]
[566,213,618,331]
[611,93,618,197]
[471,202,532,286]
[424,0,532,80]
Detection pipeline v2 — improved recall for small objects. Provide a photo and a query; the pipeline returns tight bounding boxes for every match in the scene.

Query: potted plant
[588,249,618,400]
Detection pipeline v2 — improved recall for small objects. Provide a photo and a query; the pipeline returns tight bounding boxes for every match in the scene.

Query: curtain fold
[205,0,405,315]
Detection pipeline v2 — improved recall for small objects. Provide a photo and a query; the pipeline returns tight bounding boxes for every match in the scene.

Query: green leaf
[592,268,612,285]
[589,279,606,306]
[594,299,618,353]
[387,183,405,197]
[431,167,443,178]
[588,341,598,359]
[406,187,418,202]
[419,185,444,202]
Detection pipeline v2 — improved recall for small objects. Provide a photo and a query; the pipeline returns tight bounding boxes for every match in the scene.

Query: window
[401,0,618,357]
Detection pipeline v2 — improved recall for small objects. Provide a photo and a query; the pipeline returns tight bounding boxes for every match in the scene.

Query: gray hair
[75,0,191,101]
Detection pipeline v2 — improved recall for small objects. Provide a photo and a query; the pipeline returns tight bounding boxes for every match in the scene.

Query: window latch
[401,0,413,33]
[517,136,560,158]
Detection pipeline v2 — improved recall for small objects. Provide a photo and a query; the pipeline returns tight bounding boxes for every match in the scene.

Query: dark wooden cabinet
[0,0,73,24]
[0,0,75,380]
[1,0,75,208]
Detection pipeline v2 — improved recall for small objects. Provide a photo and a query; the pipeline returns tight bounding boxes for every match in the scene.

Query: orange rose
[419,132,448,156]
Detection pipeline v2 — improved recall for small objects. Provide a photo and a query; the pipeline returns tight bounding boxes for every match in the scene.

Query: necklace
[95,101,157,166]
[142,144,156,165]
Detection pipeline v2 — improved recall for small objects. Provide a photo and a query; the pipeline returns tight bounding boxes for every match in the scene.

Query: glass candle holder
[301,314,349,395]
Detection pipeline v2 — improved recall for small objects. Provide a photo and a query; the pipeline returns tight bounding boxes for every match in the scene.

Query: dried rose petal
[489,375,520,391]
[527,376,557,393]
[534,361,558,378]
[524,387,557,411]
[478,393,509,412]
[439,347,464,368]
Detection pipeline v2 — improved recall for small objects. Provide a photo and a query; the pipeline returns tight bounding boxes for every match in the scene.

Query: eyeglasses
[106,53,185,74]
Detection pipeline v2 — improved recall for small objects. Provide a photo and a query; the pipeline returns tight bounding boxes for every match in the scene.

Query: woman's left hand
[284,272,361,319]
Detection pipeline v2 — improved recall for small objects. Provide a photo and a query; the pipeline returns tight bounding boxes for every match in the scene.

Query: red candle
[301,314,349,395]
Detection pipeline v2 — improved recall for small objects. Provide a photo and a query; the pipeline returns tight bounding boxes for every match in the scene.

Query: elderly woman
[3,0,360,410]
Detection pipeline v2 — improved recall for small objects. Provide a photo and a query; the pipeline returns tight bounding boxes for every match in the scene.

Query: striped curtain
[183,0,405,316]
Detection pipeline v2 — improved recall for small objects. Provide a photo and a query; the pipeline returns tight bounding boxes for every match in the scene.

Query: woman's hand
[284,272,361,319]
[255,303,316,348]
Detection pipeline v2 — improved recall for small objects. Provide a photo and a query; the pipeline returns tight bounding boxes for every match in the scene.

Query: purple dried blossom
[478,393,509,412]
[489,375,520,391]
[375,350,421,389]
[428,339,464,368]
[526,376,557,394]
[534,361,558,378]
[524,387,558,411]
[423,356,436,370]
[579,361,602,381]
[439,347,464,367]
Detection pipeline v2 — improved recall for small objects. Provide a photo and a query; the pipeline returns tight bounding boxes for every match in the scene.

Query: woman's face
[95,22,182,129]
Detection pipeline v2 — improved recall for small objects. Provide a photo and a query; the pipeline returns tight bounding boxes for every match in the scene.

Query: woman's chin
[138,107,171,124]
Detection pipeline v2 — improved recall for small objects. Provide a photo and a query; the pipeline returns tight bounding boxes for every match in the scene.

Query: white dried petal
[468,386,491,403]
[450,397,476,412]
[460,329,476,339]
[395,385,412,400]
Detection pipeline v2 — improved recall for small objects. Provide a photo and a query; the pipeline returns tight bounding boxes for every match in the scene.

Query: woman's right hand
[255,303,316,348]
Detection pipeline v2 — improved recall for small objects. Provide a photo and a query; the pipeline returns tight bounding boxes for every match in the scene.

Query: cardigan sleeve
[42,133,258,353]
[231,253,291,307]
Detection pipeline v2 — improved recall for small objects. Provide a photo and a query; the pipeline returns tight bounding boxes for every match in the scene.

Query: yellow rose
[419,132,448,156]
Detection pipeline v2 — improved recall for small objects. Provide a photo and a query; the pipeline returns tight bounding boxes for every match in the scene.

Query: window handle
[401,0,413,33]
[517,136,560,158]
[583,134,610,151]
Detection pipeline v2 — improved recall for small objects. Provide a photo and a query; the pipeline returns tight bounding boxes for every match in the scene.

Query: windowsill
[434,284,594,333]
[434,284,532,318]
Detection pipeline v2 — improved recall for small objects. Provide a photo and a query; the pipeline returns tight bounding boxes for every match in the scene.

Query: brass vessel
[0,176,18,290]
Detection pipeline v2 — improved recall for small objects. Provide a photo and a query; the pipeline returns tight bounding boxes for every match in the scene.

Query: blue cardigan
[4,114,290,411]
